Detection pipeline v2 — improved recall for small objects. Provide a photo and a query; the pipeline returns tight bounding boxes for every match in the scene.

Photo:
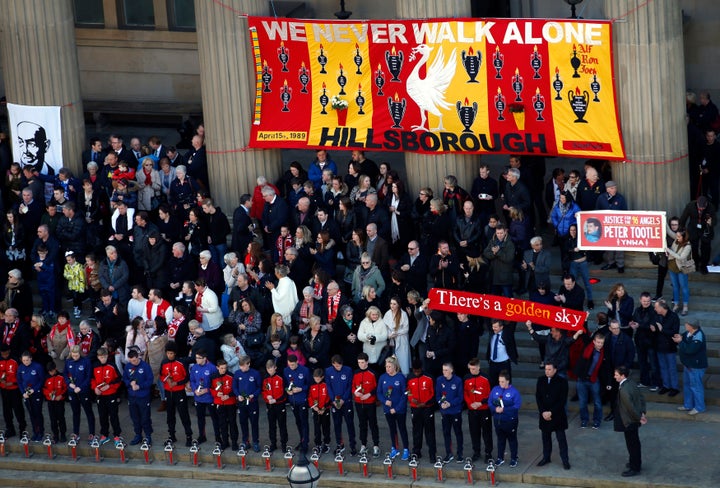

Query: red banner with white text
[428,288,588,331]
[247,16,625,158]
[576,211,666,252]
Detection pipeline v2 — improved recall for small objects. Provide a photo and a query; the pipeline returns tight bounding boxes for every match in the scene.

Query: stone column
[395,0,479,194]
[0,0,85,175]
[605,0,688,217]
[194,0,282,211]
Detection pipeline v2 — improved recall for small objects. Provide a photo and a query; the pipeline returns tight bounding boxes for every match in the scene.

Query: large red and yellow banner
[428,289,588,331]
[247,17,625,158]
[576,211,667,252]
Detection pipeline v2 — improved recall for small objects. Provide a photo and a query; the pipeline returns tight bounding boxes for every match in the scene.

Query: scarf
[390,194,400,243]
[49,322,76,347]
[313,282,324,299]
[195,291,204,321]
[144,168,152,185]
[2,320,19,346]
[3,280,21,309]
[79,331,94,356]
[168,317,182,339]
[327,293,341,323]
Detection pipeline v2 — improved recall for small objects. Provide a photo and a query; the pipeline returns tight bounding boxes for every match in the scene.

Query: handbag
[678,257,696,274]
[376,344,395,365]
[245,331,265,349]
[648,252,660,266]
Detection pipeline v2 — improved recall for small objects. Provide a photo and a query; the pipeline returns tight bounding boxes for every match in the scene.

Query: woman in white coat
[383,297,410,375]
[357,306,388,375]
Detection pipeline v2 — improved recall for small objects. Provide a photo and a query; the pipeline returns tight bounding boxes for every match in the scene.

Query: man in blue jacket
[325,355,357,455]
[436,362,463,464]
[233,355,262,452]
[123,348,154,445]
[18,351,45,441]
[489,370,522,468]
[284,354,310,453]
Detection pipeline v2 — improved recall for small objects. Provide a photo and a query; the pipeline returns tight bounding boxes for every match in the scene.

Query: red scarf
[313,282,324,299]
[50,322,76,347]
[79,331,94,356]
[144,168,152,185]
[195,291,204,321]
[2,320,19,346]
[168,317,182,339]
[327,293,341,323]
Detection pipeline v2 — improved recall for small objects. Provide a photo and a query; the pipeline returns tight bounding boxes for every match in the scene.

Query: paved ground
[0,392,717,488]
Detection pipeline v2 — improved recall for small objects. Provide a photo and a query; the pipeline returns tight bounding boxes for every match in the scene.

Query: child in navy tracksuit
[34,244,56,317]
[489,370,522,467]
[284,354,310,452]
[18,352,46,441]
[232,355,262,451]
[325,355,357,454]
[436,363,464,463]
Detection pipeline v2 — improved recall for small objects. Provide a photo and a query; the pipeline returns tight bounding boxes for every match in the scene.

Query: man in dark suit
[166,146,184,167]
[148,135,168,161]
[395,240,429,294]
[285,247,311,299]
[109,134,139,169]
[364,194,390,241]
[535,362,570,469]
[486,319,518,387]
[312,207,341,244]
[186,135,208,191]
[261,186,289,254]
[365,223,389,279]
[17,188,44,253]
[82,137,105,172]
[613,366,647,477]
[231,194,254,255]
[320,281,349,328]
[290,197,315,232]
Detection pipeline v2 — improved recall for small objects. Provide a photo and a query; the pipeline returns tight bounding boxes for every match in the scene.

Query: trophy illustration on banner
[590,74,601,102]
[570,44,581,78]
[337,64,347,95]
[388,93,407,129]
[512,68,524,102]
[494,88,506,121]
[280,80,292,112]
[530,46,542,79]
[262,61,273,93]
[456,98,478,133]
[318,44,328,74]
[355,84,366,115]
[319,82,329,114]
[298,62,310,94]
[492,46,504,79]
[568,87,590,123]
[553,67,564,100]
[277,42,290,72]
[385,47,404,82]
[533,88,546,121]
[375,64,386,96]
[354,43,363,75]
[461,47,482,83]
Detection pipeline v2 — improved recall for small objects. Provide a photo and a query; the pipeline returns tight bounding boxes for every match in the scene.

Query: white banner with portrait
[7,103,63,176]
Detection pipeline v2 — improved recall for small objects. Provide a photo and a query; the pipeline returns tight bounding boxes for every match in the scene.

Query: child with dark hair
[43,361,68,441]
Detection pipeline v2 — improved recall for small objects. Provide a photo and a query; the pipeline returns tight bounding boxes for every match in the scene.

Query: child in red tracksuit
[352,353,379,456]
[262,359,288,452]
[91,347,123,445]
[43,362,67,442]
[210,359,239,451]
[275,226,293,263]
[308,368,331,453]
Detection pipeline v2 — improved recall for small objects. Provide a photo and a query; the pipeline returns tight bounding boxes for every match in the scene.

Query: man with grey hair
[2,307,31,359]
[502,167,531,218]
[365,223,390,279]
[262,186,289,251]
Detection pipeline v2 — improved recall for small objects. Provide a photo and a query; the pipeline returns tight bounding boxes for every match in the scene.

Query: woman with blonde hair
[357,306,388,375]
[266,312,291,351]
[383,297,410,374]
[377,355,409,460]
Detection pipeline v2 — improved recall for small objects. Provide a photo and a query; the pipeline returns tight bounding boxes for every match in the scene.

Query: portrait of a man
[16,120,55,175]
[584,218,602,243]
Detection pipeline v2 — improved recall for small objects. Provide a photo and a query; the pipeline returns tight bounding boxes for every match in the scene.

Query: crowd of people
[0,128,711,478]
